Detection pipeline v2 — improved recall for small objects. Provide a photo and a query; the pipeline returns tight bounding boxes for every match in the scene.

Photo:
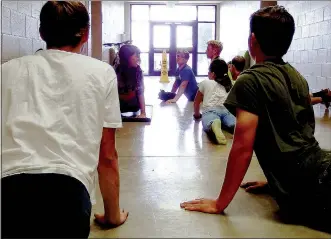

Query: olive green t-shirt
[224,60,323,205]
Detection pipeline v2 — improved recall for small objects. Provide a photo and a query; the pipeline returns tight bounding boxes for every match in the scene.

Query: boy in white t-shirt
[2,1,128,238]
[193,59,235,145]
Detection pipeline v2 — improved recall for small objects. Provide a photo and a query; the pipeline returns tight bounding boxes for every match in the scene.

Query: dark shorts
[120,95,140,113]
[277,150,331,232]
[2,173,92,238]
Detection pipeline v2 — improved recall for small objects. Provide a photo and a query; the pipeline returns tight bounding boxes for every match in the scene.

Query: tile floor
[89,77,331,238]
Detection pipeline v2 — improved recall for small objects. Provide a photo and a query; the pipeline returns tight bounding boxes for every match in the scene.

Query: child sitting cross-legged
[193,59,235,145]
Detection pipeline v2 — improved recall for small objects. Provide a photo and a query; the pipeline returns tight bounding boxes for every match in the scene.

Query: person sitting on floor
[159,50,198,103]
[116,44,146,118]
[2,1,128,238]
[193,59,235,145]
[180,5,331,233]
[206,40,223,62]
[228,56,246,82]
[310,88,331,108]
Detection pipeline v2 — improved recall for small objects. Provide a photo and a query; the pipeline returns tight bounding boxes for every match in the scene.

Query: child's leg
[202,111,227,145]
[220,109,236,134]
[312,89,331,108]
[312,89,328,97]
[202,111,219,132]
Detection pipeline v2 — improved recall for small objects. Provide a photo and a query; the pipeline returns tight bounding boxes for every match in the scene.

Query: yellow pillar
[159,50,170,83]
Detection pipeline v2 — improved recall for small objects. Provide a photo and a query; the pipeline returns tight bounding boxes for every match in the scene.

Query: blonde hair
[176,49,190,60]
[207,40,223,55]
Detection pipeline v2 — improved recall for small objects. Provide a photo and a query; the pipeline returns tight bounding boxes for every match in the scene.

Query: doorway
[130,4,216,76]
[149,22,197,76]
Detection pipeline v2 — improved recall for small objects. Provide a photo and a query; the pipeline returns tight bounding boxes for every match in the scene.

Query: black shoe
[158,90,176,101]
[312,89,328,98]
[322,95,330,108]
[158,90,166,100]
[313,89,330,108]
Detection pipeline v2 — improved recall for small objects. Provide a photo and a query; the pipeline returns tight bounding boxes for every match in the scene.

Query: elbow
[180,85,188,90]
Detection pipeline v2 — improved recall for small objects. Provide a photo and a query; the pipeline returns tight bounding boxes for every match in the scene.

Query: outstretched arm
[171,80,180,93]
[193,91,203,118]
[137,74,146,117]
[216,108,258,211]
[167,80,189,103]
[95,128,128,226]
[180,108,258,213]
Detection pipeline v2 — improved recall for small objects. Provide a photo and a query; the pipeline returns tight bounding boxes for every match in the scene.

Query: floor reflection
[91,77,331,238]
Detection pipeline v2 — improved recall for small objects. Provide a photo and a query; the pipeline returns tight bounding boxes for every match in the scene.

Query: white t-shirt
[1,50,122,201]
[198,79,228,112]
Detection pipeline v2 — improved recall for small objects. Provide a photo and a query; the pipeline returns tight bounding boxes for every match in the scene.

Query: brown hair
[40,1,90,48]
[118,44,141,67]
[231,56,246,72]
[250,6,294,58]
[207,40,223,55]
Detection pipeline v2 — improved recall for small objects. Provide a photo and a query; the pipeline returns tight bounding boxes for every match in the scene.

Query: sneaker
[158,90,166,100]
[211,119,227,145]
[312,89,328,98]
[158,90,176,101]
[312,89,330,109]
[321,91,331,109]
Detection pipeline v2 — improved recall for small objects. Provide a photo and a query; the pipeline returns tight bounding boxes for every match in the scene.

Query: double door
[149,22,197,76]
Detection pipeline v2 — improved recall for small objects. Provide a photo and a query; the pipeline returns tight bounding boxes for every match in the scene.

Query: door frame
[149,21,197,76]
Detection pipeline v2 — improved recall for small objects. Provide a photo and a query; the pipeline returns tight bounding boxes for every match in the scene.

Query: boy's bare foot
[240,181,269,194]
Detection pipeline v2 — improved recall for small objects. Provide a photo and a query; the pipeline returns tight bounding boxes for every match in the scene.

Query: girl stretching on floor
[193,59,235,145]
[116,44,146,118]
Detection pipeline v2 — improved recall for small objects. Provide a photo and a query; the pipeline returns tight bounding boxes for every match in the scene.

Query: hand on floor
[136,113,146,118]
[240,181,269,194]
[94,209,129,228]
[180,198,222,214]
[166,99,177,104]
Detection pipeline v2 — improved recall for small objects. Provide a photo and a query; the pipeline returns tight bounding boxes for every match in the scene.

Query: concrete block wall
[1,1,46,63]
[101,1,124,63]
[219,1,260,62]
[281,1,331,91]
[219,1,331,90]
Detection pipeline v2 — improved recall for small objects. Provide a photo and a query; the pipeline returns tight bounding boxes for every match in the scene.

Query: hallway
[90,77,331,238]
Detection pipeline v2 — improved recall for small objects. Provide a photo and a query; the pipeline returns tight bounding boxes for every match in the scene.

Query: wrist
[193,113,202,119]
[105,209,120,224]
[216,198,227,213]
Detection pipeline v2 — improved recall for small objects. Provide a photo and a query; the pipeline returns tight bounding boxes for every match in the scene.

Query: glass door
[149,23,171,75]
[175,23,197,75]
[149,22,196,76]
